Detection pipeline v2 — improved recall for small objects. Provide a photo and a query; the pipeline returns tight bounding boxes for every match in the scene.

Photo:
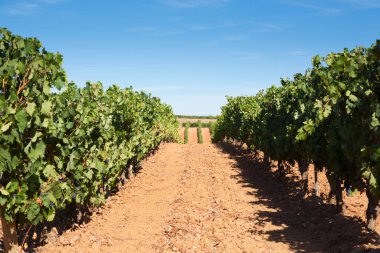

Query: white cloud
[228,51,263,61]
[282,1,342,15]
[283,0,380,15]
[38,0,69,4]
[128,27,157,33]
[197,41,219,47]
[188,25,210,31]
[282,0,380,13]
[251,22,284,33]
[161,0,230,8]
[335,0,380,9]
[5,3,39,15]
[3,0,69,16]
[224,35,245,41]
[127,26,183,37]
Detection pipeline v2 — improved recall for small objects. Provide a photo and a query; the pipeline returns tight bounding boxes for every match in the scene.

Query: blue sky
[1,0,379,115]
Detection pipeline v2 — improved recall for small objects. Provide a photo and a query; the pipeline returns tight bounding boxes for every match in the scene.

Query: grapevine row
[212,40,380,231]
[184,123,190,144]
[0,29,179,252]
[197,123,204,144]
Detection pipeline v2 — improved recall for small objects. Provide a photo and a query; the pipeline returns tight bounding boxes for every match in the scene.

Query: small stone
[58,236,71,246]
[51,227,59,237]
[70,235,81,245]
[165,225,173,233]
[89,235,97,243]
[46,227,59,243]
[100,239,110,246]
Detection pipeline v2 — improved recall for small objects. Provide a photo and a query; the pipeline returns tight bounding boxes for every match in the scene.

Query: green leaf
[41,101,52,115]
[312,55,321,66]
[54,79,65,90]
[27,141,46,162]
[17,62,26,73]
[43,165,58,178]
[323,105,332,118]
[31,131,42,143]
[43,82,50,95]
[85,170,93,180]
[348,94,358,103]
[41,118,49,128]
[349,70,357,78]
[0,189,9,196]
[16,40,25,49]
[15,110,28,132]
[48,192,57,205]
[371,113,380,128]
[0,197,7,206]
[0,147,11,162]
[6,179,19,193]
[27,202,40,222]
[1,122,12,132]
[65,121,74,129]
[326,56,334,66]
[7,107,16,114]
[26,102,36,116]
[338,82,346,90]
[46,208,55,221]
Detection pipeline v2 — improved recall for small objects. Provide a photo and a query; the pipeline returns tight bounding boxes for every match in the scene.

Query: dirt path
[201,128,211,144]
[177,118,217,124]
[37,143,380,253]
[188,128,198,144]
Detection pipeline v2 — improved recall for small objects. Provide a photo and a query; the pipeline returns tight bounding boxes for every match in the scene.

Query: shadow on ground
[218,142,380,253]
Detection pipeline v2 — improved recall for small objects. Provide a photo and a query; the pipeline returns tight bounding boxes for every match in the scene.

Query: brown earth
[304,165,370,223]
[187,128,198,144]
[33,140,380,253]
[201,128,211,144]
[177,118,217,124]
[182,127,211,144]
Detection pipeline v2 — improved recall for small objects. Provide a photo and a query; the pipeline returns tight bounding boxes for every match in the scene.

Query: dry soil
[36,131,380,253]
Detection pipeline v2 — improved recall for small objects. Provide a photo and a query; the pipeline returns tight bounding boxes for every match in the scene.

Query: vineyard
[1,29,380,252]
[211,40,380,231]
[179,121,212,144]
[0,29,179,252]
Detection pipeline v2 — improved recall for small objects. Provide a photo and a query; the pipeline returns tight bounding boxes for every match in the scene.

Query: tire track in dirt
[201,128,211,144]
[188,128,198,144]
[37,143,380,253]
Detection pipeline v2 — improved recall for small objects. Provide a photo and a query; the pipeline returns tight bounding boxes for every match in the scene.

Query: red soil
[33,142,380,253]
